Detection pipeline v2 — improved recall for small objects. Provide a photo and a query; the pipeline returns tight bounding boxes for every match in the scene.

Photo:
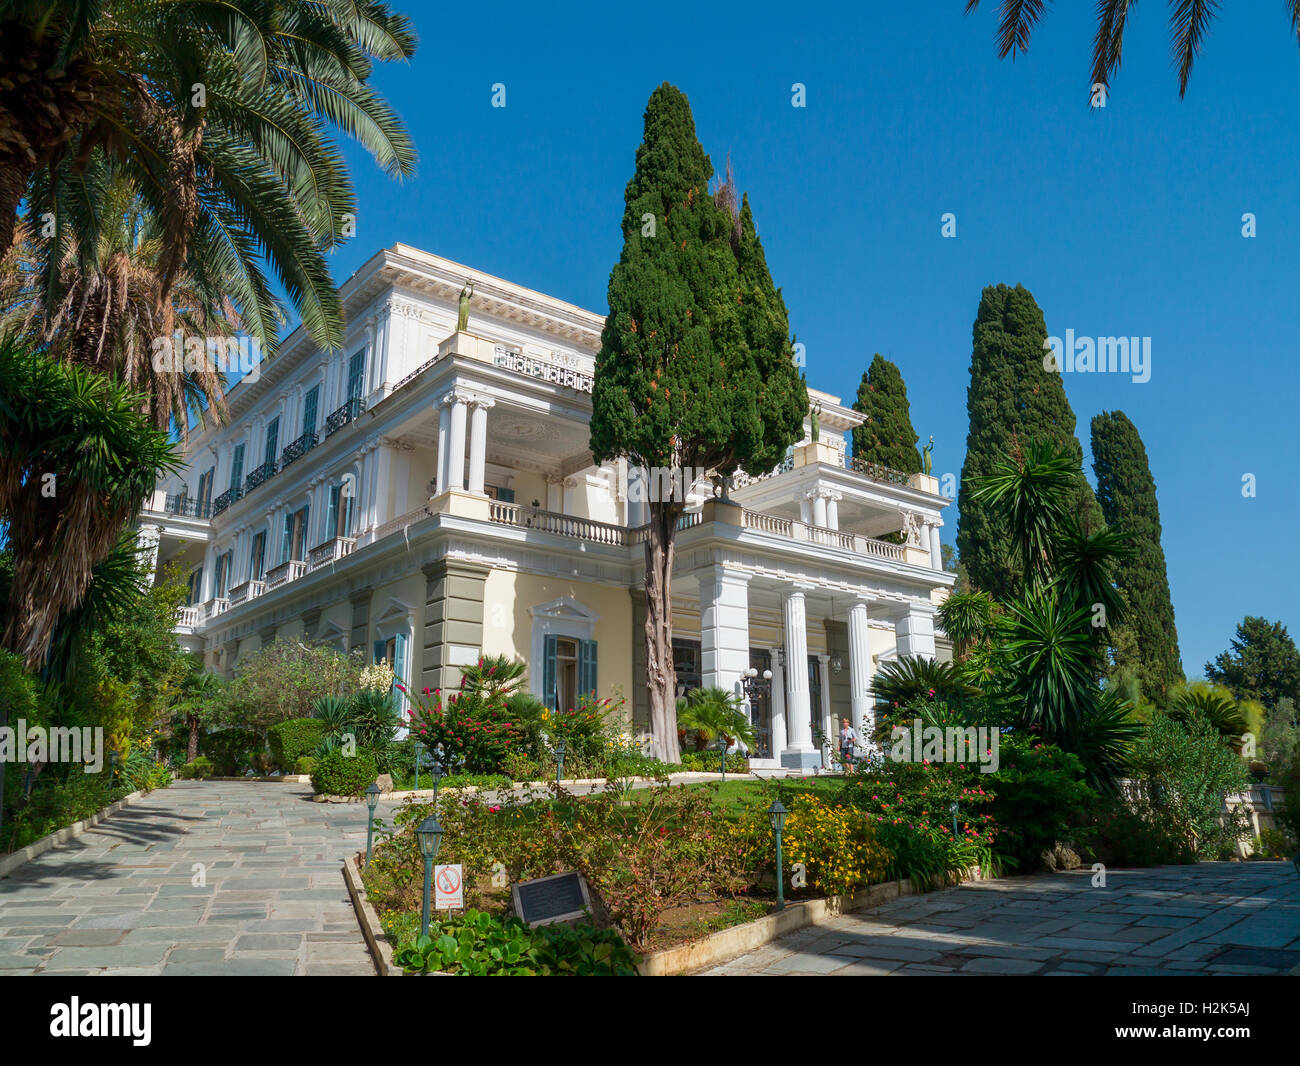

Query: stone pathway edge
[0,786,154,879]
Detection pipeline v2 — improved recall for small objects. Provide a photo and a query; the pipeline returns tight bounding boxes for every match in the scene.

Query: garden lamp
[768,799,788,911]
[719,736,729,784]
[414,746,427,791]
[416,814,444,938]
[432,759,444,805]
[555,740,567,784]
[364,782,381,867]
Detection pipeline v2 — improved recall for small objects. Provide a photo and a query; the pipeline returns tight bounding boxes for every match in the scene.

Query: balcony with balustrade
[280,431,319,470]
[307,535,356,572]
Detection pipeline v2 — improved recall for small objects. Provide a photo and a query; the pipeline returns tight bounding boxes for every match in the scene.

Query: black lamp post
[416,814,443,938]
[364,782,381,867]
[414,746,427,792]
[719,736,729,783]
[555,740,567,784]
[769,799,788,911]
[431,759,444,806]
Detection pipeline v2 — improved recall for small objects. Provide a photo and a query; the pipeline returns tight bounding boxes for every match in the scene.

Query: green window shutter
[393,632,408,700]
[229,444,245,492]
[579,639,598,696]
[542,634,559,710]
[325,485,338,541]
[265,417,279,466]
[347,350,365,401]
[302,386,319,436]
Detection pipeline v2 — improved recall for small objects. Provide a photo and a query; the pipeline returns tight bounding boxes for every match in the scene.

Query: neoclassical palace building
[138,245,953,770]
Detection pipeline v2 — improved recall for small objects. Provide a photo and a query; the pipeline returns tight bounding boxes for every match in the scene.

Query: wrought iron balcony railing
[211,488,240,517]
[244,459,278,494]
[163,494,212,519]
[280,431,318,469]
[325,397,364,437]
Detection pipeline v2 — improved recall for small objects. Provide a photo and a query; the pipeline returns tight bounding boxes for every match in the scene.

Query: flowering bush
[359,659,395,693]
[405,684,521,774]
[543,692,622,762]
[782,795,891,896]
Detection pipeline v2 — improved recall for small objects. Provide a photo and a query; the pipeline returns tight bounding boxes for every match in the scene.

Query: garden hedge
[268,717,327,769]
[311,749,378,797]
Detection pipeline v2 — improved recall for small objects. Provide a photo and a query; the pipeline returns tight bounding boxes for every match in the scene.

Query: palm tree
[675,687,756,752]
[0,0,418,349]
[0,332,179,669]
[0,162,266,435]
[965,0,1243,97]
[179,661,224,762]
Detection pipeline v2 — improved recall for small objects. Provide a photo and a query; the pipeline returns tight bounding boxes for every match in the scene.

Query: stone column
[929,521,943,570]
[826,493,840,531]
[467,397,494,495]
[372,442,393,529]
[896,602,937,660]
[436,396,452,495]
[811,491,828,529]
[768,647,788,761]
[699,566,750,701]
[799,494,812,525]
[848,598,873,745]
[817,653,833,769]
[137,524,162,586]
[781,585,820,771]
[446,393,468,491]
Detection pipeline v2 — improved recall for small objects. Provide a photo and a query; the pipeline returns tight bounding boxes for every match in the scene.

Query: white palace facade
[137,245,954,770]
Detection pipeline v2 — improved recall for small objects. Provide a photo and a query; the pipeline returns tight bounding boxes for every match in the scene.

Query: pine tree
[1206,617,1300,711]
[957,283,1102,600]
[1090,410,1184,702]
[590,84,806,762]
[850,354,922,474]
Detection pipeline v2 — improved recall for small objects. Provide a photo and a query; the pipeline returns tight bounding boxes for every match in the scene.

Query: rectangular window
[302,386,319,437]
[325,482,356,540]
[282,505,309,561]
[485,485,515,503]
[249,531,266,582]
[264,416,280,467]
[215,551,233,598]
[229,443,245,493]
[347,350,366,401]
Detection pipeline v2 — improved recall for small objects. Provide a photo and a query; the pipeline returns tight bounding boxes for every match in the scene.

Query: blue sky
[316,1,1300,680]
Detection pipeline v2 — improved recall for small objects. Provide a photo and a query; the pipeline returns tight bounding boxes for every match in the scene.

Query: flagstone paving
[697,863,1300,976]
[0,780,398,976]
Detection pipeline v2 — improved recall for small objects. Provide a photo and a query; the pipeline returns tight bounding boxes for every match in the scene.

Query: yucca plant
[1167,686,1248,746]
[312,694,352,739]
[0,332,179,668]
[873,656,981,710]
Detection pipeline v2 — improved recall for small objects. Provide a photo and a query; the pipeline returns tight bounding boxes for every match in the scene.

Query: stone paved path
[699,863,1300,976]
[0,780,398,976]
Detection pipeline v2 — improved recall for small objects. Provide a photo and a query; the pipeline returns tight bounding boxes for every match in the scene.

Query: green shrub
[388,908,637,976]
[311,749,378,797]
[179,756,215,779]
[679,751,748,774]
[501,750,541,782]
[198,728,261,776]
[293,756,316,776]
[268,718,327,769]
[983,735,1098,870]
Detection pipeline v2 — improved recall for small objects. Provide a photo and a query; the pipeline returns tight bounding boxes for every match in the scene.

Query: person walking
[839,719,857,772]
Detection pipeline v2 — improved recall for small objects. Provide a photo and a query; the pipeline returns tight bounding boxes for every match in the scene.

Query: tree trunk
[187,715,200,762]
[643,501,683,764]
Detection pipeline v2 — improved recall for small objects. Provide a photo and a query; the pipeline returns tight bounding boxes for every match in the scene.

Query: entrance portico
[692,559,941,771]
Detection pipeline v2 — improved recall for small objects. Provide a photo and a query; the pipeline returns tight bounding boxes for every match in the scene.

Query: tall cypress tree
[850,354,922,474]
[1090,410,1183,701]
[957,283,1101,599]
[590,84,806,761]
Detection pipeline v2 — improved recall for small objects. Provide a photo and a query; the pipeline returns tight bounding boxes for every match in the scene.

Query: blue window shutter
[229,444,245,492]
[348,351,365,400]
[343,488,355,536]
[542,634,559,710]
[265,417,279,466]
[579,639,598,696]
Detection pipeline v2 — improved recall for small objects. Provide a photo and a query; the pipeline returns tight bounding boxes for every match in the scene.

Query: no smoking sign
[434,863,464,910]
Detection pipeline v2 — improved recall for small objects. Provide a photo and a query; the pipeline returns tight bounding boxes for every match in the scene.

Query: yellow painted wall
[481,569,633,704]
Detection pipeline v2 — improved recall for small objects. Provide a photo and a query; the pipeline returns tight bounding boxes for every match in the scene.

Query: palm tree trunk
[187,715,201,762]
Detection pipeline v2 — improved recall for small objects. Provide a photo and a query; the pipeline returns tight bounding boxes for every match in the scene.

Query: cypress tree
[956,283,1102,600]
[1090,410,1184,701]
[590,84,806,761]
[850,354,922,474]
